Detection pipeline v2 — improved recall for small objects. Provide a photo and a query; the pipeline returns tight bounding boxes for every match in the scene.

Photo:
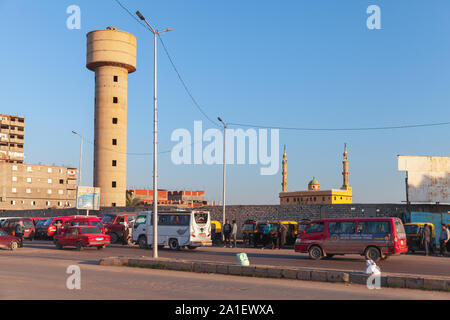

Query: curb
[99,256,450,292]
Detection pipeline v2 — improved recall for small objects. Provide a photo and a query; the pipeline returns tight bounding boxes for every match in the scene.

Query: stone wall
[2,203,449,238]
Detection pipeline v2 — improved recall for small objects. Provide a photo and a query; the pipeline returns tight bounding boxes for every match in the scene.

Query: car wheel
[10,241,18,251]
[76,241,83,251]
[97,245,105,250]
[187,245,197,250]
[169,238,180,251]
[138,236,148,249]
[109,233,119,244]
[308,245,324,260]
[365,247,381,262]
[55,240,63,250]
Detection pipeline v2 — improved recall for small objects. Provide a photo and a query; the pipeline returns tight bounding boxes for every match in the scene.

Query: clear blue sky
[1,0,450,204]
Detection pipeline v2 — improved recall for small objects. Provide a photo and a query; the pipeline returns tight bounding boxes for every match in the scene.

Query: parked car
[2,218,35,240]
[0,228,20,250]
[101,213,136,244]
[34,218,50,239]
[35,216,72,240]
[58,216,105,235]
[294,217,408,262]
[53,226,110,250]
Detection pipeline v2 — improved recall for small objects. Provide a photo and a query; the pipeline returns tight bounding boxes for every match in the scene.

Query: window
[113,75,118,82]
[328,222,355,234]
[11,200,15,205]
[31,201,36,206]
[26,188,31,194]
[48,168,52,173]
[112,202,116,207]
[59,179,64,184]
[59,168,63,173]
[47,189,52,194]
[27,177,31,183]
[12,165,17,171]
[46,201,50,206]
[27,166,32,172]
[48,179,52,184]
[112,139,117,145]
[113,97,118,103]
[112,118,118,124]
[112,160,117,167]
[58,202,62,207]
[112,181,117,188]
[12,176,17,182]
[58,190,64,195]
[305,222,324,233]
[11,188,17,193]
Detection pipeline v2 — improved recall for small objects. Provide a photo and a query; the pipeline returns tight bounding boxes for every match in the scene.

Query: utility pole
[72,130,83,214]
[217,117,227,232]
[136,10,174,258]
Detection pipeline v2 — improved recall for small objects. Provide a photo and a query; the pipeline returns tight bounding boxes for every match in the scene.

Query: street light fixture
[217,117,227,230]
[136,10,174,259]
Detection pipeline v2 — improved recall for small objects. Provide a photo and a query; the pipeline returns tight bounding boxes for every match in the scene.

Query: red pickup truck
[53,226,110,251]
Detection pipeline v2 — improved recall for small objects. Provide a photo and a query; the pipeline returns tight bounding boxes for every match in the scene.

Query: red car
[294,217,408,262]
[0,229,20,250]
[36,216,72,239]
[58,216,105,235]
[53,226,110,250]
[101,213,136,243]
[2,218,35,240]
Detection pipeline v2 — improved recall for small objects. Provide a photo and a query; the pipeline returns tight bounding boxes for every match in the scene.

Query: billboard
[76,186,101,210]
[398,155,450,203]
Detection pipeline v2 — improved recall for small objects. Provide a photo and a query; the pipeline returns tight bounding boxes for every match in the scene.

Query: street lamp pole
[136,10,174,259]
[217,117,227,230]
[71,130,83,187]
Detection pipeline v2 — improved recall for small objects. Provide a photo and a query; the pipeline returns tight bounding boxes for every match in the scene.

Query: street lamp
[71,131,83,187]
[217,117,227,231]
[136,10,174,259]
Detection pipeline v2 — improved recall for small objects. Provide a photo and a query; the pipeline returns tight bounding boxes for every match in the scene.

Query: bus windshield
[194,213,208,225]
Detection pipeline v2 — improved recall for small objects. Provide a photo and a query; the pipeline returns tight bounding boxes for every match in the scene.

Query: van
[2,218,35,240]
[101,213,136,244]
[294,217,407,261]
[35,216,72,240]
[132,210,212,250]
[58,216,105,235]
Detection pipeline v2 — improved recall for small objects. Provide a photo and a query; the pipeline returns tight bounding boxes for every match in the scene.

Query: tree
[126,193,142,207]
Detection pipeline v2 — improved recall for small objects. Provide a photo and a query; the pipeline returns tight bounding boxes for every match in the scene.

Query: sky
[1,0,450,205]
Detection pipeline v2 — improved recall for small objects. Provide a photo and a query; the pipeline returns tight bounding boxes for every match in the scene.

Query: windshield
[395,219,406,238]
[404,225,419,234]
[23,220,34,228]
[194,213,208,225]
[36,219,48,228]
[80,227,101,234]
[43,219,53,227]
[101,215,115,224]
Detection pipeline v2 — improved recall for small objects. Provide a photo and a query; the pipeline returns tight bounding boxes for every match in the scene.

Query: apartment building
[0,163,78,210]
[0,114,25,163]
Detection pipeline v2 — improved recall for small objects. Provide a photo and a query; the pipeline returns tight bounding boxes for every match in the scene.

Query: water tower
[86,27,137,207]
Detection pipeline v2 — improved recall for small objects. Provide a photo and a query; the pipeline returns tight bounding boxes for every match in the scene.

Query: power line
[227,121,450,131]
[113,0,220,128]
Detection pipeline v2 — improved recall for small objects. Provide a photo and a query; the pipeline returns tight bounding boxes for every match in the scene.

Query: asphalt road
[5,240,449,277]
[0,249,449,300]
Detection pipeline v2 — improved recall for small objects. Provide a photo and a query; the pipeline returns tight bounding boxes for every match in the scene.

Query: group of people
[418,223,450,256]
[221,219,288,250]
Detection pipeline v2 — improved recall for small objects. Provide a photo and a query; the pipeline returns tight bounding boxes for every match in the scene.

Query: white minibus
[132,210,212,250]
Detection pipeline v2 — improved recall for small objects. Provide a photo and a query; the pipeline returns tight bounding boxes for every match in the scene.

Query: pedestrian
[439,224,450,256]
[421,224,432,256]
[277,222,287,250]
[223,219,232,248]
[231,220,238,248]
[262,221,271,250]
[14,220,24,248]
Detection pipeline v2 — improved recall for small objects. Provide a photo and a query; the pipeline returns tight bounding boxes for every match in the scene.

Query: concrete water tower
[86,26,137,207]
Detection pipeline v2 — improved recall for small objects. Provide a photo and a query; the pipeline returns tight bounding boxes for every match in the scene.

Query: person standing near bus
[421,224,432,256]
[439,224,450,256]
[262,221,271,250]
[14,221,24,248]
[277,222,287,250]
[231,220,238,248]
[223,219,232,248]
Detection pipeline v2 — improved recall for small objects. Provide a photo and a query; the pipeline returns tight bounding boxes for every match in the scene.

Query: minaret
[282,145,287,192]
[86,27,137,207]
[341,143,349,190]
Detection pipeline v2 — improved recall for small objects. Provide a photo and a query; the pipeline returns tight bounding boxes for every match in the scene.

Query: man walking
[14,220,24,248]
[421,224,432,256]
[439,224,450,256]
[223,219,232,248]
[231,220,238,248]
